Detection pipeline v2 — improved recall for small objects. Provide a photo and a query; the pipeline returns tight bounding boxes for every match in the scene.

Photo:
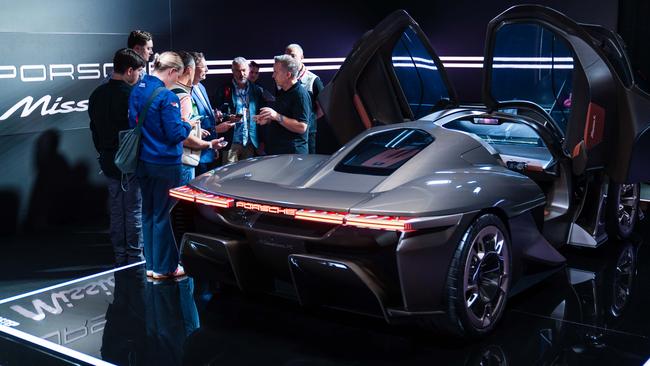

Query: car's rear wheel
[446,214,511,338]
[606,183,640,239]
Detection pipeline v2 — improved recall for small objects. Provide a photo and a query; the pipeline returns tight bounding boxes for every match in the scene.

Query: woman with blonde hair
[128,51,191,279]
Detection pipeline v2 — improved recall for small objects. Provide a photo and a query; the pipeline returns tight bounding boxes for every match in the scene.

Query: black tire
[445,214,511,338]
[606,183,640,240]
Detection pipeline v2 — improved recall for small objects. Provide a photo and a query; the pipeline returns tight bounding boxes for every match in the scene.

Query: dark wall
[0,0,171,235]
[169,0,619,102]
[618,0,650,91]
[398,0,619,102]
[0,0,625,237]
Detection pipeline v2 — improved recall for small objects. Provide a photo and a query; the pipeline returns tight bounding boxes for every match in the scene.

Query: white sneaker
[152,265,185,280]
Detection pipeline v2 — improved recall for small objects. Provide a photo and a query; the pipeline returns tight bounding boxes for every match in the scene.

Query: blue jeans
[137,161,181,274]
[107,175,143,264]
[180,164,195,186]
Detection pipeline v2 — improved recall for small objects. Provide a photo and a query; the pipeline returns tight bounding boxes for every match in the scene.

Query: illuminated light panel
[169,186,235,208]
[493,64,573,69]
[344,214,411,231]
[393,63,438,71]
[442,63,484,68]
[195,192,235,208]
[169,186,415,231]
[169,185,196,201]
[392,56,437,64]
[295,210,345,224]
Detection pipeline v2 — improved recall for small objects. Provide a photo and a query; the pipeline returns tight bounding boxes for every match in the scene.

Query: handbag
[114,87,166,174]
[170,88,203,167]
[181,118,202,167]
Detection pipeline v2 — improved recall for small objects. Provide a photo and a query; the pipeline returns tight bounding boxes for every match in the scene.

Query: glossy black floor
[1,224,650,366]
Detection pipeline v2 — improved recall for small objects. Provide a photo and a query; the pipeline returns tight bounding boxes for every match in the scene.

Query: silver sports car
[169,5,650,337]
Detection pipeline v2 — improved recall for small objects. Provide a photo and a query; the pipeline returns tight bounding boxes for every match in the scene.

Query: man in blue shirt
[216,57,265,163]
[191,52,234,174]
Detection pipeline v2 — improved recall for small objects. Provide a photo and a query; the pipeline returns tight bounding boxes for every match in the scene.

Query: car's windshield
[490,22,574,135]
[444,118,547,148]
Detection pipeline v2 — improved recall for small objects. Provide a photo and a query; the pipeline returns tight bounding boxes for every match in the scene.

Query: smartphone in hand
[232,114,244,123]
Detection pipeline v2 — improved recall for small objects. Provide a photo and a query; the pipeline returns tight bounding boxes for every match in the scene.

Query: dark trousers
[107,175,143,265]
[137,161,181,274]
[308,132,316,154]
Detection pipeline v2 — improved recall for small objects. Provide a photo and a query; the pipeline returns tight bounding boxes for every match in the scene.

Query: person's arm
[215,121,235,133]
[276,114,308,134]
[88,91,100,151]
[179,94,193,122]
[257,107,308,134]
[183,133,211,149]
[184,135,226,150]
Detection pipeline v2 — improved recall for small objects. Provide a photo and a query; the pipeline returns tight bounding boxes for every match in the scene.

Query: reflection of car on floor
[169,5,650,337]
[471,241,645,366]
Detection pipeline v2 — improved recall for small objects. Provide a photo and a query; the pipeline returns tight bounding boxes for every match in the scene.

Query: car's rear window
[335,128,433,176]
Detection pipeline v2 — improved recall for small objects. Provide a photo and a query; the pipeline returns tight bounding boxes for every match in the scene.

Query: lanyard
[234,82,249,106]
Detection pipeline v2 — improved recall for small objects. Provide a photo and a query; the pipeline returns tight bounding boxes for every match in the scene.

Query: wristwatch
[278,114,284,124]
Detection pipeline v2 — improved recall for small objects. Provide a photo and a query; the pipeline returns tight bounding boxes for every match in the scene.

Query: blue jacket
[191,82,217,163]
[129,74,191,165]
[216,80,265,148]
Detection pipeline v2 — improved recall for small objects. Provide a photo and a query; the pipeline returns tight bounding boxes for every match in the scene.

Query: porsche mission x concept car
[168,5,650,337]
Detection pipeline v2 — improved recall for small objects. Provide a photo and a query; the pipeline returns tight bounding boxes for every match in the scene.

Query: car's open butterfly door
[482,4,650,183]
[319,10,457,146]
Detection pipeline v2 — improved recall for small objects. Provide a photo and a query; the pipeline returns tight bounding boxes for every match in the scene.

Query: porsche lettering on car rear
[235,201,297,216]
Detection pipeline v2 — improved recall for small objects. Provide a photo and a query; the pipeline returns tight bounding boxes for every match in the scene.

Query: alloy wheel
[463,225,510,329]
[617,184,639,232]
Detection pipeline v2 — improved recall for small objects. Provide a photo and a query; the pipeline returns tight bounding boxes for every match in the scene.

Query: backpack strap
[135,87,167,132]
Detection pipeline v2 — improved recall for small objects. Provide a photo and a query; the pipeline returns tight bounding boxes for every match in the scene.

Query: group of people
[88,30,324,279]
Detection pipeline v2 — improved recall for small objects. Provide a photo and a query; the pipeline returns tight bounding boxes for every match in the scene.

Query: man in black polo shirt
[255,54,311,154]
[88,48,145,266]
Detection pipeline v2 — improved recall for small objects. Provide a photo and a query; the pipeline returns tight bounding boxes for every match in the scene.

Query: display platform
[1,229,650,366]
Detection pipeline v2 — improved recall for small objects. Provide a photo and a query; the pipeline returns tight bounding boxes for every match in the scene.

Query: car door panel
[320,10,456,146]
[483,5,650,182]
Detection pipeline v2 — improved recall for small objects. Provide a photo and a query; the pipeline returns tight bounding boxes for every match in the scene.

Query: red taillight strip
[195,193,235,208]
[169,186,414,231]
[295,210,345,224]
[169,186,196,201]
[169,186,235,208]
[344,214,411,231]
